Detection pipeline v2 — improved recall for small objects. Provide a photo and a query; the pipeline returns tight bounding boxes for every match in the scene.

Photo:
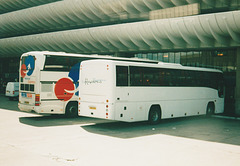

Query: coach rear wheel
[148,106,161,125]
[65,102,78,118]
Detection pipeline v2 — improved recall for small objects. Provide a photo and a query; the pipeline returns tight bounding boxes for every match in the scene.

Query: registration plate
[24,101,29,104]
[89,106,96,110]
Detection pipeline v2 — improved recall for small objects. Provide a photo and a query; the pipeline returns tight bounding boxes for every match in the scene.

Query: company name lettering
[84,78,105,85]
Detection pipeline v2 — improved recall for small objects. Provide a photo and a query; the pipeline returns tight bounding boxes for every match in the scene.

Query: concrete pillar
[235,48,240,116]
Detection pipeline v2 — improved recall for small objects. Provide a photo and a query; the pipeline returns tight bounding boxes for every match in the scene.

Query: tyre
[65,102,78,118]
[206,102,214,117]
[148,106,161,125]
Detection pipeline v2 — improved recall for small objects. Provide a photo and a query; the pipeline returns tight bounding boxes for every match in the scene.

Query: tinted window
[20,84,24,90]
[128,66,223,90]
[130,67,143,86]
[116,66,128,86]
[30,84,34,91]
[20,84,34,92]
[44,55,92,71]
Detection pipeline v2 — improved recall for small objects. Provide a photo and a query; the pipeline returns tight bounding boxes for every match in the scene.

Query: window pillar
[235,47,240,116]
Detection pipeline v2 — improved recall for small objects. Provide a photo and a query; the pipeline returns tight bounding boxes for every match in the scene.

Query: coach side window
[130,67,143,86]
[116,66,128,86]
[143,68,159,86]
[158,70,165,86]
[44,56,70,71]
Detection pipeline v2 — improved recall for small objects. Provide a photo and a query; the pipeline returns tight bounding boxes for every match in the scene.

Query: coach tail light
[35,94,40,106]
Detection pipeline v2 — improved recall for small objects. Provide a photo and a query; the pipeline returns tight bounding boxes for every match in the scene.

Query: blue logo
[68,62,80,96]
[21,55,35,78]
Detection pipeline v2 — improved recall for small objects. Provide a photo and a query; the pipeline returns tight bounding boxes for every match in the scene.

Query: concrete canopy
[0,0,235,38]
[0,10,240,57]
[0,0,61,14]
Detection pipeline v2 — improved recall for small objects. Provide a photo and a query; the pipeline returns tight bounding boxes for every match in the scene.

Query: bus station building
[0,0,240,116]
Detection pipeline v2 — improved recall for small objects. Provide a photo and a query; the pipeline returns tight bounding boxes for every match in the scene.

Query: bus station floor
[0,94,240,166]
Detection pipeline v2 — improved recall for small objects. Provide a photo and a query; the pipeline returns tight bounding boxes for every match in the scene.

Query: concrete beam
[235,47,240,116]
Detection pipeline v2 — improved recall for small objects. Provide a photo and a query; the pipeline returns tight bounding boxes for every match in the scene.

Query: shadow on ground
[19,115,108,127]
[2,95,240,146]
[18,113,240,146]
[81,116,240,146]
[0,94,19,111]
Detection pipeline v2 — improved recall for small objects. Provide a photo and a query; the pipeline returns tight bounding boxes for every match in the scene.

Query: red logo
[20,64,27,78]
[54,78,75,101]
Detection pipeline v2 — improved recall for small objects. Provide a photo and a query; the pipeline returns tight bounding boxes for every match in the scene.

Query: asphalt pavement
[0,94,240,166]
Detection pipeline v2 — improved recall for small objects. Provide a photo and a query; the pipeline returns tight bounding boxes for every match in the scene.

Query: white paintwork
[5,82,19,98]
[18,51,157,115]
[79,59,224,122]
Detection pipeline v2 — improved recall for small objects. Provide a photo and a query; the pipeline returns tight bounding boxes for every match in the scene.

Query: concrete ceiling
[0,0,235,38]
[0,0,60,14]
[1,10,239,57]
